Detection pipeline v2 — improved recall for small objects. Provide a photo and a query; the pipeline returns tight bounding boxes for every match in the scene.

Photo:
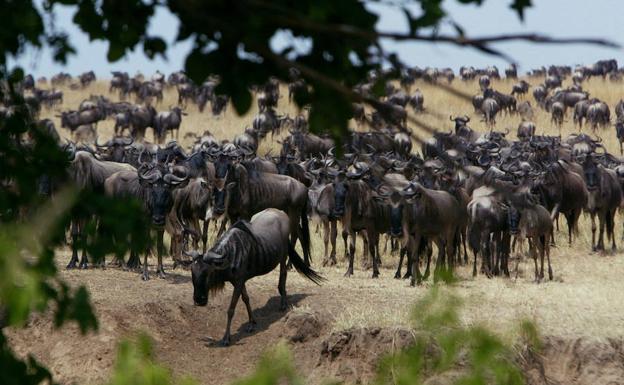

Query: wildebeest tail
[300,201,312,264]
[288,243,325,285]
[606,210,615,241]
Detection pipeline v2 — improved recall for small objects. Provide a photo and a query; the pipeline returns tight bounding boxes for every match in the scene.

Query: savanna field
[8,74,624,385]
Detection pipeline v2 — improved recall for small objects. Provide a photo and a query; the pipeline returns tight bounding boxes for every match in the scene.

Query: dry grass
[37,76,624,341]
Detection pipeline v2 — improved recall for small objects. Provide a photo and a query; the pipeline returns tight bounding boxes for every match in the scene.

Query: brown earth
[8,245,624,385]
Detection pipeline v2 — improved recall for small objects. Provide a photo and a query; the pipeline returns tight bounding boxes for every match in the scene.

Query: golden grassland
[38,76,624,340]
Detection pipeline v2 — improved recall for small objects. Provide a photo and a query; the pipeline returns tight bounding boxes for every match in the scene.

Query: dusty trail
[8,245,624,385]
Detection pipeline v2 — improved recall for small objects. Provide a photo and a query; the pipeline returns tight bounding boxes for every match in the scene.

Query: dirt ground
[8,242,624,385]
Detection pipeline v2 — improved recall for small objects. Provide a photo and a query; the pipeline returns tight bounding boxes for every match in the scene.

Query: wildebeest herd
[7,59,624,344]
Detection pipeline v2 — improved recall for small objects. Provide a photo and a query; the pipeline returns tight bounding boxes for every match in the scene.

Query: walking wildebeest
[189,209,324,346]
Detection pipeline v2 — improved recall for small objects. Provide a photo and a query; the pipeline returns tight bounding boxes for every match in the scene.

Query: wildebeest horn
[164,172,188,185]
[139,168,161,183]
[328,147,335,157]
[463,115,470,122]
[203,250,226,266]
[449,115,454,121]
[504,127,510,135]
[122,136,133,145]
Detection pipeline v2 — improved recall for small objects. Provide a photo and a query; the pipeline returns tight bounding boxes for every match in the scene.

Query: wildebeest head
[331,173,349,217]
[139,168,188,226]
[191,221,255,306]
[213,164,247,216]
[582,156,600,190]
[96,136,133,162]
[378,189,404,237]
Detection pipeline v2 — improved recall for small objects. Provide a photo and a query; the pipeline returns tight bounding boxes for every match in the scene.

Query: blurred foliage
[105,333,197,385]
[0,0,534,142]
[0,70,149,383]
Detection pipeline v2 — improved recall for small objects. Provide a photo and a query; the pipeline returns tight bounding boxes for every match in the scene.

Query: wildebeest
[395,183,464,285]
[105,165,189,279]
[517,121,536,141]
[409,89,424,112]
[130,104,156,141]
[189,208,323,346]
[479,75,490,91]
[586,101,610,131]
[507,193,554,282]
[481,98,499,126]
[533,161,588,244]
[153,106,186,143]
[58,109,103,131]
[66,150,136,269]
[79,71,96,88]
[213,163,312,264]
[582,156,622,251]
[550,101,565,127]
[511,80,530,97]
[616,119,624,155]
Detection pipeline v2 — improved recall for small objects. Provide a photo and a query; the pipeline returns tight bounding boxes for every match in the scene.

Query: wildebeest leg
[545,237,553,280]
[341,228,349,262]
[67,220,80,269]
[322,220,331,266]
[156,229,166,279]
[142,249,150,281]
[597,212,606,251]
[278,259,288,310]
[361,232,370,269]
[240,284,257,332]
[410,236,422,286]
[370,232,379,278]
[501,232,511,277]
[529,239,539,282]
[539,236,546,281]
[423,239,434,280]
[608,210,617,251]
[202,219,209,254]
[462,228,469,265]
[565,211,574,245]
[78,221,89,269]
[330,219,337,264]
[395,246,405,279]
[590,212,597,251]
[220,284,242,347]
[344,230,356,277]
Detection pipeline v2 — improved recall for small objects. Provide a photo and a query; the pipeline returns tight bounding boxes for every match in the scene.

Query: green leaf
[510,0,532,21]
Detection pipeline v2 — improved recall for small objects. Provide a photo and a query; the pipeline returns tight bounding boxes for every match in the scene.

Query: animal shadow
[205,293,308,347]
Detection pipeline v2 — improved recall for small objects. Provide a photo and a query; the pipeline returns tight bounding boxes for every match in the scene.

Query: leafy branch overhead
[6,0,606,140]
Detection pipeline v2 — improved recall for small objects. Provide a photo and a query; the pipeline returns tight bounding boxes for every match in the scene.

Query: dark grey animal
[189,208,323,346]
[104,166,188,279]
[212,163,312,264]
[481,98,499,126]
[582,156,622,251]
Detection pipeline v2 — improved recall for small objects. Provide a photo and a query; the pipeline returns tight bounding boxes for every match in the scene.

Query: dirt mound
[522,337,624,385]
[313,327,414,383]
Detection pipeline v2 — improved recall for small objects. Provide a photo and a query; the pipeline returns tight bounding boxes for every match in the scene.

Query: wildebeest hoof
[372,271,379,279]
[245,322,257,333]
[343,271,353,278]
[66,262,77,270]
[219,337,231,347]
[402,272,411,279]
[142,273,150,281]
[157,271,166,279]
[394,272,401,279]
[79,263,88,270]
